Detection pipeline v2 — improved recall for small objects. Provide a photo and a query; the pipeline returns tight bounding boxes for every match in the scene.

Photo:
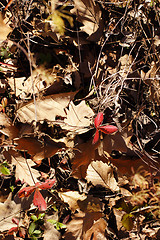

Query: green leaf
[47,219,66,230]
[56,222,66,230]
[38,213,45,220]
[0,164,10,175]
[10,186,15,192]
[29,222,36,235]
[122,213,134,231]
[47,219,57,225]
[31,215,38,222]
[33,230,41,235]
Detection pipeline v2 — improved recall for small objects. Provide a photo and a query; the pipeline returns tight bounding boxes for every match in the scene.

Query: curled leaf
[98,125,118,134]
[94,112,103,128]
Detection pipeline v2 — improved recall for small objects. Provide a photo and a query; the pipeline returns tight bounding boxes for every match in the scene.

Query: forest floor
[0,0,160,239]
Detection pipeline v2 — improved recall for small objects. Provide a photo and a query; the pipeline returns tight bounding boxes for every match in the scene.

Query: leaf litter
[0,0,160,239]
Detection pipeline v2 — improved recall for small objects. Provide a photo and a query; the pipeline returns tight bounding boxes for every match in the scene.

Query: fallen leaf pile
[0,0,159,239]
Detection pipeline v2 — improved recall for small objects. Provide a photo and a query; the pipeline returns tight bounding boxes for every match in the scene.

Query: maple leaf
[18,179,56,211]
[92,112,118,144]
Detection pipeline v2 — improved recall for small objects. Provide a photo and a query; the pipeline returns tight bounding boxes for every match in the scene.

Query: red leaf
[12,217,19,225]
[35,179,56,190]
[8,227,18,235]
[18,186,36,198]
[19,227,26,238]
[98,125,118,134]
[92,129,99,144]
[94,112,103,128]
[33,189,47,211]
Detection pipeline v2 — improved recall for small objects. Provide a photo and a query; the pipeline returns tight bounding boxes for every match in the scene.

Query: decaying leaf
[77,195,102,213]
[64,211,103,240]
[72,139,98,179]
[86,160,119,192]
[0,14,12,41]
[84,218,107,240]
[121,213,134,231]
[15,136,65,165]
[0,193,22,231]
[103,129,133,155]
[0,113,19,139]
[63,211,84,240]
[43,212,60,240]
[3,150,40,185]
[16,92,76,123]
[62,100,94,134]
[71,0,102,36]
[8,65,65,98]
[58,191,87,212]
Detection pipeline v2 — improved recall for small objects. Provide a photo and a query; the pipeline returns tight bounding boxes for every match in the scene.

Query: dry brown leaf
[71,0,102,36]
[43,213,60,240]
[77,195,102,213]
[64,211,103,240]
[64,211,84,240]
[0,14,12,41]
[72,139,98,179]
[0,193,34,232]
[141,61,160,106]
[0,193,22,231]
[62,101,94,134]
[3,150,40,185]
[86,160,119,192]
[102,129,133,155]
[97,154,156,176]
[15,137,42,156]
[119,54,134,77]
[8,66,64,98]
[16,91,76,123]
[84,218,107,240]
[15,136,65,164]
[58,191,87,212]
[33,137,65,164]
[0,113,19,139]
